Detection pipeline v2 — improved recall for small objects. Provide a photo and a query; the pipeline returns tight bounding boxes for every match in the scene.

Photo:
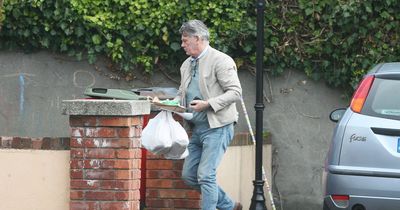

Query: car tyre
[323,201,330,210]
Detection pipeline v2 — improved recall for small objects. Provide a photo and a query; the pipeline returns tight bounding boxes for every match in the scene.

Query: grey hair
[179,20,210,41]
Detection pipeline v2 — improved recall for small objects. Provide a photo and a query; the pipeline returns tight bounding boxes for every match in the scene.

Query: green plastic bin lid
[84,88,148,100]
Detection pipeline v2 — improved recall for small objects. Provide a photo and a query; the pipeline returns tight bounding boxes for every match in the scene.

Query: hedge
[1,0,400,90]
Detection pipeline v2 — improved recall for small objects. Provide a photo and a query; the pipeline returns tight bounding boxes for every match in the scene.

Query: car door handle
[371,127,400,136]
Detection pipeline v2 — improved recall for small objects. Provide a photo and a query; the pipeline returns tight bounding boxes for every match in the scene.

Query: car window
[362,78,400,120]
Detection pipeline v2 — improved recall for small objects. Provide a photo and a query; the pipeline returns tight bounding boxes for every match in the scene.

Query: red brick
[86,170,115,180]
[114,169,141,180]
[0,136,13,148]
[173,179,193,189]
[146,170,159,179]
[101,159,139,169]
[185,190,201,199]
[70,160,83,169]
[85,169,140,180]
[145,208,190,210]
[173,199,201,208]
[71,128,84,137]
[100,201,140,210]
[70,201,99,210]
[11,137,32,149]
[71,180,99,189]
[172,160,184,170]
[146,179,174,188]
[129,138,141,148]
[70,116,97,127]
[97,117,132,127]
[115,190,140,201]
[100,180,122,190]
[145,198,173,208]
[83,159,101,169]
[85,191,115,200]
[131,179,141,190]
[116,149,141,159]
[146,189,160,198]
[71,148,84,158]
[100,159,125,169]
[85,127,117,138]
[130,159,141,169]
[70,138,84,148]
[146,152,164,159]
[146,160,174,170]
[131,117,142,126]
[115,170,133,180]
[100,180,140,190]
[70,169,84,179]
[146,170,181,179]
[40,137,69,150]
[117,127,141,138]
[94,169,130,180]
[31,138,43,149]
[132,169,141,179]
[83,138,136,148]
[86,148,115,158]
[158,189,187,198]
[70,190,85,200]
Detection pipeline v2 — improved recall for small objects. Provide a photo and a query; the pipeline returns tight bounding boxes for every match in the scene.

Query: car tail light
[350,75,374,113]
[331,195,349,208]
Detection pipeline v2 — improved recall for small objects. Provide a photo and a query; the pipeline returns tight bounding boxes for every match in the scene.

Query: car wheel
[323,201,330,210]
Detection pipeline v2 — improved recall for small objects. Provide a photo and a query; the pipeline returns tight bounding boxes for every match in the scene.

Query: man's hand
[189,100,210,112]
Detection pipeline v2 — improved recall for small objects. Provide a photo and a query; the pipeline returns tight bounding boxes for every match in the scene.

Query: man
[175,19,243,210]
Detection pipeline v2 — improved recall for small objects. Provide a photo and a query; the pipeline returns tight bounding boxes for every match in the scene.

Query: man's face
[181,35,200,57]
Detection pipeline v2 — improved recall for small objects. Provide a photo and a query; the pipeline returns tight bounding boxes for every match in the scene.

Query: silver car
[323,63,400,210]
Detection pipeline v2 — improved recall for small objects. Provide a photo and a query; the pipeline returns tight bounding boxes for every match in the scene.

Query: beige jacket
[176,47,242,128]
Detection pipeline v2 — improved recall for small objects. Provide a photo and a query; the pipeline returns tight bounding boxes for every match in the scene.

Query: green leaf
[170,42,180,51]
[305,8,314,16]
[95,45,102,52]
[75,26,84,37]
[365,5,372,13]
[106,41,113,48]
[40,38,49,48]
[243,45,252,53]
[92,34,101,45]
[121,30,129,37]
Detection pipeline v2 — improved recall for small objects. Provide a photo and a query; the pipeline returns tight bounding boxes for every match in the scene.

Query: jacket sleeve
[207,57,242,112]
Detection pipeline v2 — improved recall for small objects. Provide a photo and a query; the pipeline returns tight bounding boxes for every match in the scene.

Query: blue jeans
[182,123,235,210]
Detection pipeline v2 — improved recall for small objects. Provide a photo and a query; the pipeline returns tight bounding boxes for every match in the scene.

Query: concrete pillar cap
[62,99,151,116]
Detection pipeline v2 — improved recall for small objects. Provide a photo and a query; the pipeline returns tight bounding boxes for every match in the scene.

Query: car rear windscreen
[362,77,400,120]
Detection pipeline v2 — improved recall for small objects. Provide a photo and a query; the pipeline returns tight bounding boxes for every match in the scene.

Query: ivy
[0,0,3,31]
[262,0,400,89]
[1,0,400,91]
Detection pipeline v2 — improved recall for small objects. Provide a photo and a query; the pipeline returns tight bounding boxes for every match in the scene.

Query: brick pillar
[145,153,201,210]
[143,113,201,210]
[62,99,150,210]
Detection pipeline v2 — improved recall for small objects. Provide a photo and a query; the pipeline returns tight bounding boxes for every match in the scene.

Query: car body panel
[324,173,400,210]
[326,109,353,166]
[339,113,400,170]
[323,62,400,210]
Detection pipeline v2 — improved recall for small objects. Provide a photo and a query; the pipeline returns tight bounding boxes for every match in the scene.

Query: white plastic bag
[141,111,189,159]
[164,119,189,159]
[141,111,171,154]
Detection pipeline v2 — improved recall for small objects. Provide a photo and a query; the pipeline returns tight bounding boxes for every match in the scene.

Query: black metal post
[249,0,267,209]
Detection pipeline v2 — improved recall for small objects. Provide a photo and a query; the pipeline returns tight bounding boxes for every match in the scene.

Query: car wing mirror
[329,108,347,122]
